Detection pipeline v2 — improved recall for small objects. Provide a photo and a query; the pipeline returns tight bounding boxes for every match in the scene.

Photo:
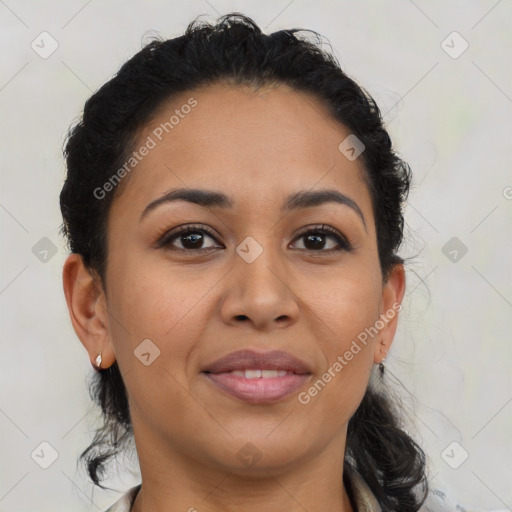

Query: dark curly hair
[60,12,428,511]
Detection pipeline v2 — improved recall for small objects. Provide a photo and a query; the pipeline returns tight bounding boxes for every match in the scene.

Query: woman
[60,12,479,512]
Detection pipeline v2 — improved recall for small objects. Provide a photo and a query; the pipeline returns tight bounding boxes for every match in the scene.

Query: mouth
[201,350,313,404]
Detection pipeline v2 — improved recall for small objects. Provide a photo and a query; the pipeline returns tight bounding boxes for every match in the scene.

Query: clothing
[103,466,484,512]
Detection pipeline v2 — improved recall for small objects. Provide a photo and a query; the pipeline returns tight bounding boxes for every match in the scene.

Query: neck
[131,470,355,512]
[129,427,355,512]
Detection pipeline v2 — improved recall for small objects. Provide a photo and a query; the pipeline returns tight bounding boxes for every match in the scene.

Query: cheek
[312,263,382,346]
[296,299,379,436]
[105,254,215,370]
[303,267,381,402]
[104,263,208,424]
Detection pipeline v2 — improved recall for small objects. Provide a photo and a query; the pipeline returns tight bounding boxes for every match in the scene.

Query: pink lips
[202,349,312,404]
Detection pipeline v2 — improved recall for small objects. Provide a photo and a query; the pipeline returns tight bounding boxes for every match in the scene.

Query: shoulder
[346,465,499,512]
[104,478,502,512]
[421,486,503,512]
[103,485,141,512]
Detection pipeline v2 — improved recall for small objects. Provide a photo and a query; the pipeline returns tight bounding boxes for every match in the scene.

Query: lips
[202,349,312,374]
[202,349,312,404]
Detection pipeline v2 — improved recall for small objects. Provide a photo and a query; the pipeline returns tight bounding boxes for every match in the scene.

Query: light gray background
[1,1,511,511]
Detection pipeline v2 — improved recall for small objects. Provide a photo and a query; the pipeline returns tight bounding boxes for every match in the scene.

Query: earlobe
[62,254,116,370]
[374,263,406,364]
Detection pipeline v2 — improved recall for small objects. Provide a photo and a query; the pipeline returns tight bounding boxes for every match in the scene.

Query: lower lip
[203,372,311,404]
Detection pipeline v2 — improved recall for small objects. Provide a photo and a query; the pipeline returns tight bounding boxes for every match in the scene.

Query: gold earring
[95,352,102,369]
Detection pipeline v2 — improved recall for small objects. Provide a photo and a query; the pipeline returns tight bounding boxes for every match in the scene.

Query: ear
[62,253,116,370]
[373,263,406,364]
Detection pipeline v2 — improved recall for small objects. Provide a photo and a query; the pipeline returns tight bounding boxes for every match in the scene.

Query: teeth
[229,369,290,378]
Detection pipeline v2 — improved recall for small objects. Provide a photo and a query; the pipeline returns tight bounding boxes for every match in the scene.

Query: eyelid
[293,224,351,245]
[156,223,353,252]
[292,224,353,252]
[155,223,221,249]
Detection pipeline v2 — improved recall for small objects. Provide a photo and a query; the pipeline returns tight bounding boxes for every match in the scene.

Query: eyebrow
[139,187,367,229]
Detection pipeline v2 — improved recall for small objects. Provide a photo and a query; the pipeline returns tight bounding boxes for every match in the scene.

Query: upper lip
[202,349,312,374]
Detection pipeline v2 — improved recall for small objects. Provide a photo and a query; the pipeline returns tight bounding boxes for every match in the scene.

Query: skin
[63,82,405,512]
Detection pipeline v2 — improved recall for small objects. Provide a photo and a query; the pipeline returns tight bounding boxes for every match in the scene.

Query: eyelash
[156,223,353,254]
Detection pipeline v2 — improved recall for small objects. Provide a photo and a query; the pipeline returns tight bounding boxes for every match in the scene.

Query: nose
[219,237,299,332]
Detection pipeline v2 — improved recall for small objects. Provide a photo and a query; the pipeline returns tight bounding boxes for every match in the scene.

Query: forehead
[109,82,372,221]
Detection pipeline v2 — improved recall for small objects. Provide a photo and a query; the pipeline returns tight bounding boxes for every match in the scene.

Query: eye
[157,224,352,254]
[157,224,221,252]
[290,225,352,253]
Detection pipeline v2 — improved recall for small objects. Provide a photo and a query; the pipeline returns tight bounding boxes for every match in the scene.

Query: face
[73,82,404,476]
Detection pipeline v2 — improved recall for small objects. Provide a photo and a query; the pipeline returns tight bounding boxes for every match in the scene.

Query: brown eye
[158,224,222,252]
[158,223,352,254]
[291,225,352,252]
